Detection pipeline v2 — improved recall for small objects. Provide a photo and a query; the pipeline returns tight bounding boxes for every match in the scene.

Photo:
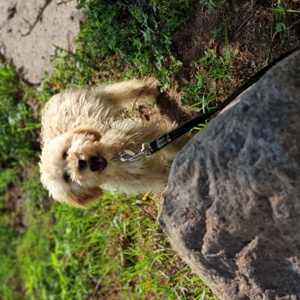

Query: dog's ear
[71,126,102,141]
[66,186,103,208]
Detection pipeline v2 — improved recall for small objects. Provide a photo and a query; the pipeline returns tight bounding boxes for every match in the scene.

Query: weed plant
[269,0,300,36]
[199,0,226,12]
[182,48,237,112]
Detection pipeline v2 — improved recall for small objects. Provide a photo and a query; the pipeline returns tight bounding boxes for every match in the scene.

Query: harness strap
[148,47,300,155]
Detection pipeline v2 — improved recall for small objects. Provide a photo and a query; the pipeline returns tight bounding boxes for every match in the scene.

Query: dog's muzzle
[78,156,107,172]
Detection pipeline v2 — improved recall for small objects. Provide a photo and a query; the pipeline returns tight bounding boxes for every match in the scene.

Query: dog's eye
[63,172,71,183]
[62,151,68,160]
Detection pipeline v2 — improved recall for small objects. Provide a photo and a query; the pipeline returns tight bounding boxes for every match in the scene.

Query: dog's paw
[141,77,159,89]
[136,77,160,99]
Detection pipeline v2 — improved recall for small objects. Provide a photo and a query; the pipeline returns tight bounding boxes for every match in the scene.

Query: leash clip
[115,142,153,162]
[141,142,152,157]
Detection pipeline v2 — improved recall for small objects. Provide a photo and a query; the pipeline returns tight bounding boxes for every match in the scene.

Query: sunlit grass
[16,190,214,300]
[182,48,237,110]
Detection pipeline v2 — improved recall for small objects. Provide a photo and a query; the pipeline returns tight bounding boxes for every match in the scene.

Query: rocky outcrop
[159,50,300,300]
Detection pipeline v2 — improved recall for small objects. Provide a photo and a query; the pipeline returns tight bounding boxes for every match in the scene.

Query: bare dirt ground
[175,0,300,83]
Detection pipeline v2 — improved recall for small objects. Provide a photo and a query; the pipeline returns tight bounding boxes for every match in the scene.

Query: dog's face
[40,126,109,208]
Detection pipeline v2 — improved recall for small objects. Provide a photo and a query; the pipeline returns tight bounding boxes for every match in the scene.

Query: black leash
[117,47,299,162]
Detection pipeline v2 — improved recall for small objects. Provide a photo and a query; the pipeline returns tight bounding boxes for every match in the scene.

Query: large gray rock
[159,50,300,300]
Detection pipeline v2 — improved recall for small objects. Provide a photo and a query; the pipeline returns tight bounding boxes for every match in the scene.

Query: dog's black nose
[89,156,107,172]
[78,158,88,171]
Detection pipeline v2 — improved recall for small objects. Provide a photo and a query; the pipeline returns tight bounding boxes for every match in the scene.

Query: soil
[175,0,300,84]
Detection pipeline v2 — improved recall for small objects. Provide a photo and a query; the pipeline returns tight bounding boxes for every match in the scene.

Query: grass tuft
[182,48,237,111]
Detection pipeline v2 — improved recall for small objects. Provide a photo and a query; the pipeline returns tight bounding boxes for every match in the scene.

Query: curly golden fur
[39,78,181,208]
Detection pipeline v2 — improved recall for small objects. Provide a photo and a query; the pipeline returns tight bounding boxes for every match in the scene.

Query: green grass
[0,0,224,299]
[198,0,226,12]
[182,48,237,111]
[0,224,22,299]
[43,0,189,91]
[0,60,40,168]
[16,194,216,300]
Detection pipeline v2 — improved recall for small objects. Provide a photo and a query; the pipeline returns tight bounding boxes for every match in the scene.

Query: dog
[39,78,182,208]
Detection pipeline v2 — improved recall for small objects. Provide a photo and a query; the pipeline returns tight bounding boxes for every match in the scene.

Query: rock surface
[0,0,83,84]
[159,50,300,300]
